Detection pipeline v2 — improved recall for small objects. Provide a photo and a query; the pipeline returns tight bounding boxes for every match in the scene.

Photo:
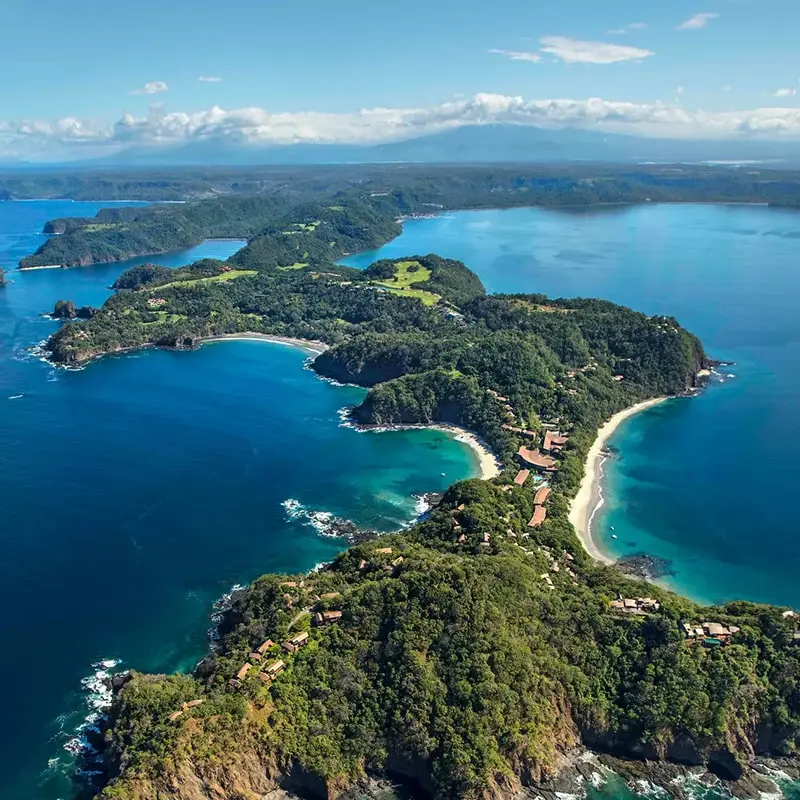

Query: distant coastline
[569,397,669,565]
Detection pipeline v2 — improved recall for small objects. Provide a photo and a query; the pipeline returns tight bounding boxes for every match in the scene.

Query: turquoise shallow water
[4,200,800,799]
[342,204,800,608]
[0,202,477,800]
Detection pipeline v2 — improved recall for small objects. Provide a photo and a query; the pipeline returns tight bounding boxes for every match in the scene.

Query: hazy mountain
[72,124,800,167]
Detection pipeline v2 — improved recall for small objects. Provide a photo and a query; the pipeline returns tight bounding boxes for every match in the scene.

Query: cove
[0,202,478,800]
[342,204,800,608]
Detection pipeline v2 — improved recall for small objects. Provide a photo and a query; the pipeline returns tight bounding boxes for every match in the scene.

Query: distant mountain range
[41,124,800,168]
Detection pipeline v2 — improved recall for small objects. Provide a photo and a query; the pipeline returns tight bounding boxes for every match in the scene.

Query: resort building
[533,486,551,505]
[527,506,547,528]
[543,431,569,453]
[503,424,536,439]
[374,547,393,555]
[516,446,557,472]
[682,620,741,645]
[314,610,343,626]
[256,638,275,655]
[610,597,662,615]
[236,663,253,681]
[264,660,286,677]
[514,469,531,486]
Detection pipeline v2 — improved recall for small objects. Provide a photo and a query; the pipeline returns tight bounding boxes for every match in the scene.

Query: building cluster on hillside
[219,580,347,698]
[681,620,741,646]
[527,484,552,529]
[610,596,662,615]
[358,547,404,572]
[532,545,578,587]
[781,610,800,644]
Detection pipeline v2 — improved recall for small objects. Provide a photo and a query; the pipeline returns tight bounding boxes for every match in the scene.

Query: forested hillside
[38,192,800,800]
[19,162,800,267]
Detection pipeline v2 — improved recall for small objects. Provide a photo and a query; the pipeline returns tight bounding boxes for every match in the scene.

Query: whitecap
[282,498,353,539]
[209,583,247,646]
[413,494,431,517]
[61,658,123,757]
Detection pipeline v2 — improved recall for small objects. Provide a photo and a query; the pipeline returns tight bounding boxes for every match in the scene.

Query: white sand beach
[199,332,329,356]
[429,424,501,480]
[569,398,668,565]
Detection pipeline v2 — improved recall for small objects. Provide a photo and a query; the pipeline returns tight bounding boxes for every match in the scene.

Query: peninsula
[17,162,800,269]
[38,196,800,800]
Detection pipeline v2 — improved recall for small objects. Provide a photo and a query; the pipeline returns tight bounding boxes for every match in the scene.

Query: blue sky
[1,0,799,160]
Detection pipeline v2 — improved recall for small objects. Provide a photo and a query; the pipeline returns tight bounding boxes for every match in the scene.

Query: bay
[0,201,478,800]
[342,204,800,608]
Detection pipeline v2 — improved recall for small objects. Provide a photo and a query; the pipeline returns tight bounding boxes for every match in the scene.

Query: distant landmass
[71,124,800,167]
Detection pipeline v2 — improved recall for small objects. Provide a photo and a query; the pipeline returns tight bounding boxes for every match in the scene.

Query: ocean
[0,201,478,800]
[3,200,800,799]
[342,204,800,609]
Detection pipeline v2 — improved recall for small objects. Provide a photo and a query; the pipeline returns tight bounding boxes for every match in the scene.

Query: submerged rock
[615,553,674,581]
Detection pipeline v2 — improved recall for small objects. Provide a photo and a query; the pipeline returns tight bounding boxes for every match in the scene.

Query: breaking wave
[282,498,342,538]
[62,658,122,757]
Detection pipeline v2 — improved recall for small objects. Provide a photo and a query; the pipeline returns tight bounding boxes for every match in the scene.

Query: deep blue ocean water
[0,201,477,800]
[4,200,800,799]
[343,204,800,608]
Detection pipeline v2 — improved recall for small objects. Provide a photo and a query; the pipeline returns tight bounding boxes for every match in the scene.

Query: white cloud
[774,88,797,98]
[539,36,654,64]
[131,81,169,96]
[199,76,222,83]
[608,22,648,35]
[677,13,719,30]
[489,49,542,63]
[9,93,800,161]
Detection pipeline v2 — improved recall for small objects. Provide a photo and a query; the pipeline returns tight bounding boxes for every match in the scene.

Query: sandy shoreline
[198,333,330,356]
[569,398,668,565]
[428,424,501,480]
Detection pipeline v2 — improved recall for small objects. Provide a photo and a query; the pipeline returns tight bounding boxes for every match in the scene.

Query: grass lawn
[371,260,440,307]
[152,269,257,292]
[277,262,309,271]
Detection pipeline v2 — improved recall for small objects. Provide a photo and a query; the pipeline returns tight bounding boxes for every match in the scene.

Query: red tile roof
[514,469,531,486]
[517,447,557,471]
[527,506,547,528]
[534,486,551,505]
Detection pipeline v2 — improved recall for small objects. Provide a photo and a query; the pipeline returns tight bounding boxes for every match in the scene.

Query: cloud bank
[4,93,800,160]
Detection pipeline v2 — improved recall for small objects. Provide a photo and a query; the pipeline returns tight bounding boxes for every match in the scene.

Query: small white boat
[611,534,618,540]
[441,472,446,477]
[610,526,615,531]
[8,394,23,400]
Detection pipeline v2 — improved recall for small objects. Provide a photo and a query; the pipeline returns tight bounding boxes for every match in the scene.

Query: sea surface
[4,200,800,800]
[0,201,478,800]
[343,204,800,609]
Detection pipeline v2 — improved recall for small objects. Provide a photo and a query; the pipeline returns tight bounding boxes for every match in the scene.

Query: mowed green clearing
[371,260,440,306]
[152,269,257,292]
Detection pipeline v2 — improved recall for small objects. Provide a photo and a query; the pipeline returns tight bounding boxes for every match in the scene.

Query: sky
[1,0,800,161]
